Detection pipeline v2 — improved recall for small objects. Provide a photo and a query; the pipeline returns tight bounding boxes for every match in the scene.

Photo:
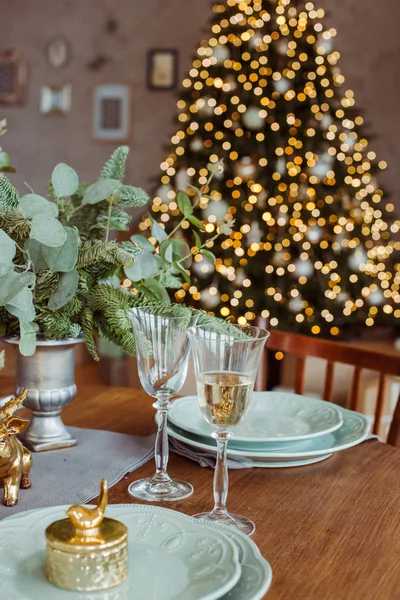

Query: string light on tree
[144,0,400,338]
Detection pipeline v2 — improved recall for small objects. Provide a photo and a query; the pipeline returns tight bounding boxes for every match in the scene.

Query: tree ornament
[175,168,190,192]
[156,184,173,202]
[321,113,333,129]
[275,39,288,56]
[213,44,230,64]
[309,152,334,177]
[256,190,267,208]
[199,97,214,116]
[224,75,237,92]
[201,286,221,309]
[276,157,287,175]
[294,258,314,278]
[288,296,304,312]
[367,290,384,305]
[307,225,323,243]
[190,137,204,152]
[242,106,264,130]
[247,221,262,244]
[348,249,368,270]
[273,77,291,94]
[234,156,257,181]
[203,199,229,221]
[249,34,263,49]
[337,292,350,303]
[234,269,246,287]
[192,256,215,279]
[272,252,286,267]
[317,37,333,53]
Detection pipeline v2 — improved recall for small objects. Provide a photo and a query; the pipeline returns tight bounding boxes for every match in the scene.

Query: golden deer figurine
[0,388,32,506]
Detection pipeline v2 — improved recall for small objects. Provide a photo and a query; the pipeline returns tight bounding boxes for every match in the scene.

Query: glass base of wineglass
[128,477,194,502]
[193,511,255,537]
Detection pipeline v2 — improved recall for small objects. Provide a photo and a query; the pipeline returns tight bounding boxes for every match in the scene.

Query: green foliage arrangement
[0,123,236,358]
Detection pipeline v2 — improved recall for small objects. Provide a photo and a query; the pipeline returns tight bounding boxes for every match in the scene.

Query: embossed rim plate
[168,407,370,459]
[0,504,242,600]
[1,505,272,600]
[169,392,344,443]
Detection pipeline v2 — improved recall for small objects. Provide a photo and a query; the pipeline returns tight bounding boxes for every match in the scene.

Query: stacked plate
[168,391,371,468]
[0,504,272,600]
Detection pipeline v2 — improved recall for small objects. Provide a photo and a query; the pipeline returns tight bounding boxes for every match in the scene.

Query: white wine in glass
[197,371,254,429]
[188,325,270,536]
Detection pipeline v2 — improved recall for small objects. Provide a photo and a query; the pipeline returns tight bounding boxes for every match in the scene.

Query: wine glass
[187,324,270,536]
[128,306,198,502]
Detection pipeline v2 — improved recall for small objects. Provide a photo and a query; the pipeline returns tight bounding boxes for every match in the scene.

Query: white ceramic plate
[169,392,343,443]
[1,505,273,600]
[168,407,370,460]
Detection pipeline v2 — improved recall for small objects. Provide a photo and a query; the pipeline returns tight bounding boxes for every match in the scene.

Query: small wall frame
[93,84,131,142]
[40,85,72,115]
[0,51,27,105]
[147,49,178,90]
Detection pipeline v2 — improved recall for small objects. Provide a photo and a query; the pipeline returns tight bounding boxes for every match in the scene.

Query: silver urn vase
[6,338,82,452]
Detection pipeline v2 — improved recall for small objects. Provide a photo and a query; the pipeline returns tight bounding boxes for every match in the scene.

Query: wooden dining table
[5,364,400,599]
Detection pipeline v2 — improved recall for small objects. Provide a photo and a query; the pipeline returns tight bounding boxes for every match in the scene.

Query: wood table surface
[3,366,400,600]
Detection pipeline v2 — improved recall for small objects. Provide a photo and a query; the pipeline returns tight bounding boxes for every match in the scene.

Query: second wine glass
[129,306,198,502]
[187,324,270,536]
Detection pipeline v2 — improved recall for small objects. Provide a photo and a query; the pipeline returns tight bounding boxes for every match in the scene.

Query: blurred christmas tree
[140,0,400,338]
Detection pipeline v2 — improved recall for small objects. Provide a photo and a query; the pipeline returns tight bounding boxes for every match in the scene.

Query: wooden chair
[254,327,400,447]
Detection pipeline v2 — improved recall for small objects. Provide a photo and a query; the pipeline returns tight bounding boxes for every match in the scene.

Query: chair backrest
[255,326,400,446]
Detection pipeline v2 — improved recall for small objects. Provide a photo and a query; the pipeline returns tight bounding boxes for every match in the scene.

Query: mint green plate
[169,392,343,443]
[168,406,370,460]
[0,505,272,600]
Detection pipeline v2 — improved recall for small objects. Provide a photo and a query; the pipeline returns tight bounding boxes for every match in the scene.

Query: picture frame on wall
[40,84,72,115]
[147,49,178,90]
[0,51,27,105]
[93,84,131,142]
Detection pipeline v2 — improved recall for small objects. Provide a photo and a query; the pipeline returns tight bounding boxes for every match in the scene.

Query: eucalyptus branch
[166,171,215,240]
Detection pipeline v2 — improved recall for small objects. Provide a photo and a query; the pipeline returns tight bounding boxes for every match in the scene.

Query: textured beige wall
[1,0,400,218]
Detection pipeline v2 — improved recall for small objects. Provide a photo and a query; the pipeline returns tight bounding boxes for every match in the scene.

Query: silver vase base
[20,414,77,452]
[22,435,77,452]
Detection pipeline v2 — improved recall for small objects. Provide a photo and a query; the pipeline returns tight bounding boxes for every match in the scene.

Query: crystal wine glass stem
[211,431,233,517]
[152,394,172,483]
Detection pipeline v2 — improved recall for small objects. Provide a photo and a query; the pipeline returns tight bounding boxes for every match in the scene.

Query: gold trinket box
[45,479,128,592]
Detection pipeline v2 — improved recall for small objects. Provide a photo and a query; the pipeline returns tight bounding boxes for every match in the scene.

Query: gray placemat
[0,427,155,519]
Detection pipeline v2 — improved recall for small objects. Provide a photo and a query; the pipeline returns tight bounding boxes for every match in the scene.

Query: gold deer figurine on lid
[45,479,128,592]
[0,388,32,506]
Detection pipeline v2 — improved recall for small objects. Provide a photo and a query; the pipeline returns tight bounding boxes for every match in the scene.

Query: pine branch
[37,309,73,339]
[88,284,138,312]
[95,316,136,356]
[77,240,141,269]
[82,307,99,361]
[119,185,149,208]
[0,212,31,243]
[193,310,251,340]
[99,146,129,181]
[0,173,19,213]
[35,271,60,302]
[61,297,83,317]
